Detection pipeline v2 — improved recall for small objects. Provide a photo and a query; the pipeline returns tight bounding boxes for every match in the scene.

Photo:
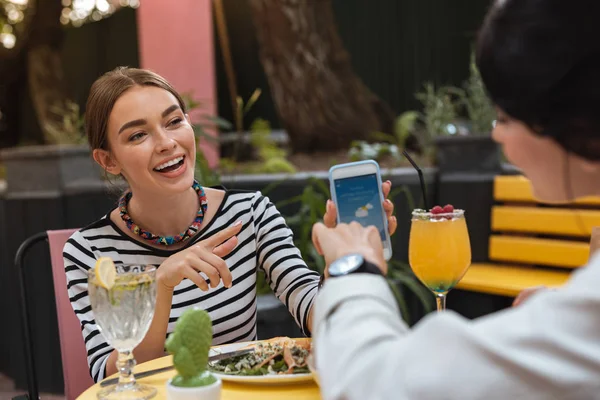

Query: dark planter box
[0,144,103,196]
[435,135,501,173]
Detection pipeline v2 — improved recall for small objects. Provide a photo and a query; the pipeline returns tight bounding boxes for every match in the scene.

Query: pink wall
[137,0,218,166]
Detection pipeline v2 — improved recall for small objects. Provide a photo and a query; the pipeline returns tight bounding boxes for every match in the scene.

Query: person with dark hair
[311,1,600,399]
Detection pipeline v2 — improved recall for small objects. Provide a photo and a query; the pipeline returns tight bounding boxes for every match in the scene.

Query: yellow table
[77,355,322,400]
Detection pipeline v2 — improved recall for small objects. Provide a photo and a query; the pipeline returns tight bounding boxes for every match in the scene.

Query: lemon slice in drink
[94,257,116,289]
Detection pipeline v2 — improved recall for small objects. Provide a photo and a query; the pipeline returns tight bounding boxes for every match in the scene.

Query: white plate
[208,341,314,385]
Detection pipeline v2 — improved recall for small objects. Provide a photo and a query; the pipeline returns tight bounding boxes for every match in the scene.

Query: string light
[62,0,139,27]
[0,0,139,49]
[0,0,27,48]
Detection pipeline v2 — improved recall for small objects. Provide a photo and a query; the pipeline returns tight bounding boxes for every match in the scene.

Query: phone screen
[334,173,387,243]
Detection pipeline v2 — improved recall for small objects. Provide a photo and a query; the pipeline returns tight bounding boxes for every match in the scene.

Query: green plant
[249,119,296,174]
[348,141,401,163]
[411,52,495,139]
[397,52,496,162]
[165,308,217,387]
[387,260,435,323]
[370,111,420,150]
[415,83,459,139]
[42,100,87,145]
[274,178,330,274]
[256,270,272,295]
[194,149,222,188]
[181,93,232,186]
[182,94,233,141]
[350,111,420,163]
[232,89,262,161]
[385,83,460,163]
[455,53,496,134]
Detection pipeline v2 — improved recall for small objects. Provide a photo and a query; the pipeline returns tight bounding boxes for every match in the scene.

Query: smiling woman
[61,67,323,382]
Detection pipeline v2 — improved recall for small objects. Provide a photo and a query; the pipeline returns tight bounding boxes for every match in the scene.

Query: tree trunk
[248,0,395,153]
[27,0,73,144]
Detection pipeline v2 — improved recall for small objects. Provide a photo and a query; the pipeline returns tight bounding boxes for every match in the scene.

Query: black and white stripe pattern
[63,190,319,382]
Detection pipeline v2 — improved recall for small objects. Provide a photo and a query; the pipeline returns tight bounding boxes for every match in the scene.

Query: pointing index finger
[203,220,243,248]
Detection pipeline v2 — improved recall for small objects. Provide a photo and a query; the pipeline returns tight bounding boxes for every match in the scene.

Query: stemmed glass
[408,209,472,311]
[88,264,157,400]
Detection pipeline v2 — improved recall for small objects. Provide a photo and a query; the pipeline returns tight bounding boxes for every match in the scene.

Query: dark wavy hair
[476,0,600,160]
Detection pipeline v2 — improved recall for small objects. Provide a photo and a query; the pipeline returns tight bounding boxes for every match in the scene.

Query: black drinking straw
[402,149,429,210]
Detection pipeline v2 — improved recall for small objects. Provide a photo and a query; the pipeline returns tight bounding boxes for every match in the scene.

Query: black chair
[14,232,50,400]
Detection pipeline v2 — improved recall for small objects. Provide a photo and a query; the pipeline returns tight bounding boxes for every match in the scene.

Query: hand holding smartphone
[328,160,393,260]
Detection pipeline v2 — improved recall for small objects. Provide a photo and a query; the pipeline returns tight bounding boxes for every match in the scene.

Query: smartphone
[329,160,392,260]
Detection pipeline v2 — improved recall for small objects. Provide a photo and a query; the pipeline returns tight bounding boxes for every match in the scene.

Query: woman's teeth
[155,156,184,171]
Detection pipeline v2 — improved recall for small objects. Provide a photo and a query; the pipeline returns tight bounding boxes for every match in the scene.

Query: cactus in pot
[165,309,221,399]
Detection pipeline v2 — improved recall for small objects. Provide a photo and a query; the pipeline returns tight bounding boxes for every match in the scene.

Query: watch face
[329,253,364,276]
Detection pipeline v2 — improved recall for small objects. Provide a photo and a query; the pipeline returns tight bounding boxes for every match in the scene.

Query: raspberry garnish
[431,205,443,214]
[443,204,454,213]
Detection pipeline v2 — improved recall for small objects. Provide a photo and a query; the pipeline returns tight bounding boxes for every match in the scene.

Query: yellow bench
[455,175,600,297]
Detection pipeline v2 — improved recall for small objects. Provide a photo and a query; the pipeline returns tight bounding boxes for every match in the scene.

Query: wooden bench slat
[489,235,589,268]
[455,263,571,297]
[492,206,600,237]
[494,176,600,205]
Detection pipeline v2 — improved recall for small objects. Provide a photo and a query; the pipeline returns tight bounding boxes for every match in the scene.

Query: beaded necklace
[118,180,208,246]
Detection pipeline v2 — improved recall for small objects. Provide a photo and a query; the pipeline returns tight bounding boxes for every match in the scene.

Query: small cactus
[166,308,217,387]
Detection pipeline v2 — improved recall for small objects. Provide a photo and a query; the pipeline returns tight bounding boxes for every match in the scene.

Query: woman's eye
[169,117,183,127]
[129,132,146,142]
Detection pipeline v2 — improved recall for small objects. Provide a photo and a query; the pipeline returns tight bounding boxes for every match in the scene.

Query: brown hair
[85,67,187,150]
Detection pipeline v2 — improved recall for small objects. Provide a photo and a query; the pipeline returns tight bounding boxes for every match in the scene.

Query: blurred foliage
[183,93,232,187]
[348,141,400,163]
[273,177,330,274]
[415,83,459,139]
[42,100,87,145]
[216,88,295,175]
[455,52,496,134]
[231,88,262,162]
[349,112,420,163]
[379,51,497,163]
[248,119,296,174]
[219,119,296,176]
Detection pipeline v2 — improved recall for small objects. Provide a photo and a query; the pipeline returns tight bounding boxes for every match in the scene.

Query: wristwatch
[319,253,383,288]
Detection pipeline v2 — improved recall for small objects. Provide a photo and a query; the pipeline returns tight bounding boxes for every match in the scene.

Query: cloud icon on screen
[366,203,373,209]
[355,205,370,218]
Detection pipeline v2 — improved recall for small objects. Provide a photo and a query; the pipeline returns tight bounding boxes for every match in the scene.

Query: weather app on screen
[334,173,387,242]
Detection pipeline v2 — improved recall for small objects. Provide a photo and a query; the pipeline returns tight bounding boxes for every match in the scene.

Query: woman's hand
[512,285,547,307]
[312,221,388,276]
[323,180,397,235]
[156,221,243,291]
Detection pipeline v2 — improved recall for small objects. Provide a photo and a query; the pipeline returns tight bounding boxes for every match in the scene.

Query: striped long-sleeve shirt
[63,189,320,382]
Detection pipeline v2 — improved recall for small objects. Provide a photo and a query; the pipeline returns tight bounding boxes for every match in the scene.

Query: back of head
[85,67,186,151]
[477,0,600,160]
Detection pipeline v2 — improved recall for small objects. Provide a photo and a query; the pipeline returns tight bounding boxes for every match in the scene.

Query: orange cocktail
[409,206,471,311]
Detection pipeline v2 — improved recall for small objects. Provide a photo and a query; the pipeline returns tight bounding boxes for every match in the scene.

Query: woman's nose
[155,129,176,152]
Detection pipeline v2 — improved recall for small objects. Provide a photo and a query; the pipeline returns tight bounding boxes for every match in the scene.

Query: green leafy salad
[208,337,311,376]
